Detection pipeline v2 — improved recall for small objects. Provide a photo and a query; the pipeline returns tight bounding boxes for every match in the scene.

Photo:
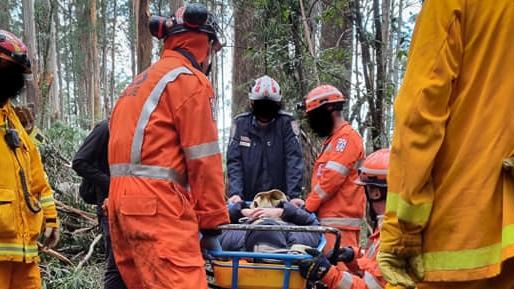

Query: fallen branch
[76,234,103,271]
[72,226,97,235]
[38,242,74,266]
[55,200,97,224]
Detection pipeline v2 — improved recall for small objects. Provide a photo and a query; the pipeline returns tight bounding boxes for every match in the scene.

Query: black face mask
[307,107,334,137]
[364,185,387,230]
[0,63,25,106]
[251,100,281,122]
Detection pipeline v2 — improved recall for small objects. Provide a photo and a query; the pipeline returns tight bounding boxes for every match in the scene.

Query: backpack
[79,178,97,205]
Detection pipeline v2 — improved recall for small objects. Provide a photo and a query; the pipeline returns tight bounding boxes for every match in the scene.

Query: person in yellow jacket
[378,1,514,289]
[0,30,59,288]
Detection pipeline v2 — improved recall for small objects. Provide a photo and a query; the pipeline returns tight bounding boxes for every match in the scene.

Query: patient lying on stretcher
[219,190,321,253]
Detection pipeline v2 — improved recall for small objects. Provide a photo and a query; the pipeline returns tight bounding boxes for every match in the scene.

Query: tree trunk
[109,0,118,114]
[89,0,101,126]
[100,0,108,117]
[320,0,353,118]
[169,0,182,12]
[48,1,59,125]
[372,0,386,149]
[0,0,11,29]
[135,0,152,74]
[232,2,261,117]
[22,0,40,119]
[129,0,136,79]
[55,2,64,122]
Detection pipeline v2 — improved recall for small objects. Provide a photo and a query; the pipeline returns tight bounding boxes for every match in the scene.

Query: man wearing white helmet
[227,75,305,206]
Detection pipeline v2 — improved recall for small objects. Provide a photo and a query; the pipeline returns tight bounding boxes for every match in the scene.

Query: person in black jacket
[227,75,304,206]
[72,120,126,289]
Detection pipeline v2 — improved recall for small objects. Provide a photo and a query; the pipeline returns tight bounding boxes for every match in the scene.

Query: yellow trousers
[418,258,514,289]
[0,261,41,289]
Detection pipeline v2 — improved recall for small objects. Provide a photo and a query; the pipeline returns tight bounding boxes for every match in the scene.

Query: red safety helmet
[149,3,223,51]
[303,84,345,113]
[356,148,390,188]
[0,30,31,73]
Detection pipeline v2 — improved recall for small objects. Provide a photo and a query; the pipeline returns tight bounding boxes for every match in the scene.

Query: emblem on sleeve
[336,138,347,152]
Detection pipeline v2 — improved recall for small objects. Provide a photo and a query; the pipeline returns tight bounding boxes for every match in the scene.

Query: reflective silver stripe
[183,141,220,161]
[110,163,187,187]
[360,167,387,176]
[325,161,350,176]
[366,240,381,258]
[319,217,362,228]
[315,184,328,199]
[364,271,383,289]
[336,272,353,289]
[130,66,193,164]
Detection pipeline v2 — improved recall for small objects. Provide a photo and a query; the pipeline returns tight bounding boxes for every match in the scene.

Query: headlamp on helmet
[149,3,223,51]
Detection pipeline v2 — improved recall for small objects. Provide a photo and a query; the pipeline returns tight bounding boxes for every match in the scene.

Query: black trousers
[99,211,127,289]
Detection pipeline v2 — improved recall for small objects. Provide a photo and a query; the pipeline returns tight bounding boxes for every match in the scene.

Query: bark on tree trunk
[129,0,136,79]
[321,0,353,119]
[109,0,118,114]
[48,2,59,124]
[100,0,108,117]
[22,0,40,119]
[135,0,152,74]
[170,0,183,12]
[372,0,386,150]
[55,4,64,123]
[232,2,262,117]
[89,0,101,126]
[0,0,11,29]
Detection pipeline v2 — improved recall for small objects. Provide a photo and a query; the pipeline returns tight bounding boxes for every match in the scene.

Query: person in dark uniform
[227,75,304,207]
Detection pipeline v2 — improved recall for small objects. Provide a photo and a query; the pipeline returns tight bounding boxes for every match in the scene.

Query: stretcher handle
[217,224,341,265]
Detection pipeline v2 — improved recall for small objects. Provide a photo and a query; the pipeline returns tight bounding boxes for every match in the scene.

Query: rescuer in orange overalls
[300,149,390,289]
[107,4,229,289]
[303,85,366,250]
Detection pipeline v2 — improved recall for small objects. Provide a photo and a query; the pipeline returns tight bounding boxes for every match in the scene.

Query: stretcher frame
[207,224,341,289]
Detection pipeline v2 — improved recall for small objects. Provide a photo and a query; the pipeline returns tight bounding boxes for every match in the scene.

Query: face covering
[0,63,25,106]
[200,44,215,76]
[251,100,281,122]
[365,185,387,230]
[307,107,334,137]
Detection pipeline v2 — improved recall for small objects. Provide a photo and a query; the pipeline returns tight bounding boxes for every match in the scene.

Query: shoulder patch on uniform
[291,120,300,136]
[335,138,347,152]
[234,112,252,119]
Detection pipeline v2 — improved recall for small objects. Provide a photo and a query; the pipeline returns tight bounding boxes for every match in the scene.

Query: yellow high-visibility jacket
[382,0,514,282]
[0,102,58,263]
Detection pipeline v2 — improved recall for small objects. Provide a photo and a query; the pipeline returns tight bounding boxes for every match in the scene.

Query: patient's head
[251,189,288,209]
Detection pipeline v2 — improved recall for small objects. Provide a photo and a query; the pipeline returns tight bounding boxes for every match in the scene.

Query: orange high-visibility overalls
[108,33,229,289]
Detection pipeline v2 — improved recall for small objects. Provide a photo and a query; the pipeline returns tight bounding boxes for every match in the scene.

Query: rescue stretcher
[207,224,341,289]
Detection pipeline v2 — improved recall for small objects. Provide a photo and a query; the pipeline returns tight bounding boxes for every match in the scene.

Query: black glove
[327,246,355,263]
[299,248,331,281]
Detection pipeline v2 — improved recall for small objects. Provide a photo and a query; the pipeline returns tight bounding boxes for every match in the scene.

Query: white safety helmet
[249,75,282,102]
